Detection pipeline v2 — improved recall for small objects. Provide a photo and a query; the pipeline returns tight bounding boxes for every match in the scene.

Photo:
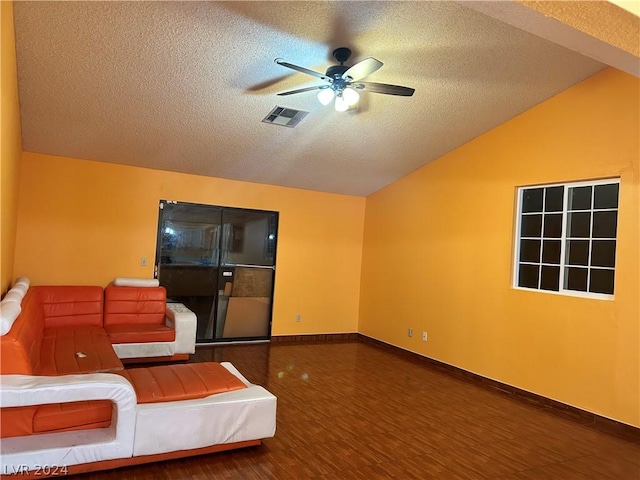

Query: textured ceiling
[12,1,607,196]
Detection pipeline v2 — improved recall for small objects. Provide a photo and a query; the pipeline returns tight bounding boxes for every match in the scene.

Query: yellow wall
[0,0,22,295]
[14,154,366,336]
[359,68,639,427]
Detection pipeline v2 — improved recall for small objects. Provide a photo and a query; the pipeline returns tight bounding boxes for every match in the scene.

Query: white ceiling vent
[262,106,309,128]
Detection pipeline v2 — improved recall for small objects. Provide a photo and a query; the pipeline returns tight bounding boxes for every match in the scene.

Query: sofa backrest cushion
[34,286,104,329]
[0,289,44,374]
[104,285,166,326]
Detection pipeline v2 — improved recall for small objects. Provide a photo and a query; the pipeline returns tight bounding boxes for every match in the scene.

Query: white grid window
[514,179,619,299]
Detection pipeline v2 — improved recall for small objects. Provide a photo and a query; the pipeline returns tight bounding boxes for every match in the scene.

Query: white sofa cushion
[0,300,22,336]
[2,290,23,304]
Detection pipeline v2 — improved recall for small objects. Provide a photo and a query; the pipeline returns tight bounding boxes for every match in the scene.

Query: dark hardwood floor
[77,341,639,479]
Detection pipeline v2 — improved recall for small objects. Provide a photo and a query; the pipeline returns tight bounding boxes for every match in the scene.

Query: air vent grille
[262,106,309,128]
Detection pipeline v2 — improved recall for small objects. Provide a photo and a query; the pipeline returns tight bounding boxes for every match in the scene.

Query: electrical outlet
[141,257,147,267]
[422,331,428,341]
[296,314,301,322]
[408,328,413,338]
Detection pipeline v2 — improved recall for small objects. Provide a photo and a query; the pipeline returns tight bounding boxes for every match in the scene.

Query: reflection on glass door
[156,202,222,342]
[215,209,276,340]
[156,201,277,343]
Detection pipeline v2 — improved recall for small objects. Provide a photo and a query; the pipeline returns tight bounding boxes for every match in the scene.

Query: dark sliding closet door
[155,201,278,343]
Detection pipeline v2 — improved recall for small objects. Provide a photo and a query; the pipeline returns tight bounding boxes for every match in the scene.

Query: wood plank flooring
[77,341,639,479]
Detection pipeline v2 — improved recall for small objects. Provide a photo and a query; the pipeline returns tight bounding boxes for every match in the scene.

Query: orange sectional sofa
[0,278,277,477]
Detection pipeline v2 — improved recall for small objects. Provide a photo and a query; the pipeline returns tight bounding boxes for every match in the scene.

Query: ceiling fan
[275,47,415,111]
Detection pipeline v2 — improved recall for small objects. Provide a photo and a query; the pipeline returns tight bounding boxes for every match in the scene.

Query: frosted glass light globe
[334,94,349,112]
[342,87,360,106]
[317,88,335,106]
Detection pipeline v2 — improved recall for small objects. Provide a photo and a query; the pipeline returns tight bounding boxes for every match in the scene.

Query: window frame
[513,178,620,300]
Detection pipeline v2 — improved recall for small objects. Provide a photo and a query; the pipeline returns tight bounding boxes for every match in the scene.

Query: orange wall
[359,68,639,427]
[14,154,365,336]
[0,0,23,295]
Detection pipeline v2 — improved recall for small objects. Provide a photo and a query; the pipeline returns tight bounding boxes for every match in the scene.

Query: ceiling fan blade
[277,85,326,96]
[355,81,415,97]
[275,59,332,82]
[342,58,383,81]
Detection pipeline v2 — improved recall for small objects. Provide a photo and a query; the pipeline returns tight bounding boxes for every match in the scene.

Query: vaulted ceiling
[11,1,638,196]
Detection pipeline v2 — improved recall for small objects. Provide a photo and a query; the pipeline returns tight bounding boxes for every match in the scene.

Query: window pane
[221,210,278,267]
[589,269,614,295]
[592,211,617,238]
[543,214,562,238]
[565,267,588,292]
[520,240,541,263]
[567,212,591,238]
[591,240,616,268]
[544,186,564,212]
[593,183,619,209]
[518,264,539,289]
[516,181,618,299]
[566,240,589,266]
[568,186,592,210]
[542,240,561,264]
[522,188,544,213]
[540,265,560,291]
[521,215,542,237]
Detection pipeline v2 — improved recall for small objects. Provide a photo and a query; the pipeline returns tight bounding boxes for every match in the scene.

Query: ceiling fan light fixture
[276,48,414,111]
[317,88,335,106]
[342,87,360,106]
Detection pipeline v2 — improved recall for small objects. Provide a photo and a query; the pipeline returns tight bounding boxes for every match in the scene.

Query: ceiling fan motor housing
[329,48,353,88]
[325,65,349,79]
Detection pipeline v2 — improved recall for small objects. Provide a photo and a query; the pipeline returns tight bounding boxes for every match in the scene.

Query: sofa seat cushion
[33,400,113,434]
[105,323,176,344]
[117,363,247,404]
[38,327,123,375]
